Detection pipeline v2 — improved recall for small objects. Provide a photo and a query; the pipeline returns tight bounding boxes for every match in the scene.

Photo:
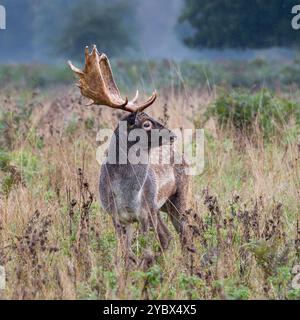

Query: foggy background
[0,0,298,63]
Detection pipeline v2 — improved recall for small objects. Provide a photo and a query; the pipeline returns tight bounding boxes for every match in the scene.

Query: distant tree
[178,0,299,49]
[56,0,137,60]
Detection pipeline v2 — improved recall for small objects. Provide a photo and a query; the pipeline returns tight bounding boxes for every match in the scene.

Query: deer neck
[104,128,150,193]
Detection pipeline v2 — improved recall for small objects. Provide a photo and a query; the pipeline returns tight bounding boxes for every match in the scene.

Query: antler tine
[124,90,157,113]
[128,90,139,105]
[137,90,157,112]
[85,45,89,62]
[68,45,157,113]
[68,60,84,76]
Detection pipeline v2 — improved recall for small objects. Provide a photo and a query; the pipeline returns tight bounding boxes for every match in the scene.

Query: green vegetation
[207,89,300,140]
[1,57,300,90]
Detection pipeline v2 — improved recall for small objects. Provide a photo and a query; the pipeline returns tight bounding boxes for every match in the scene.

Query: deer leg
[147,209,171,250]
[166,193,194,252]
[113,217,137,267]
[156,213,172,251]
[146,210,171,251]
[165,194,184,234]
[138,212,156,271]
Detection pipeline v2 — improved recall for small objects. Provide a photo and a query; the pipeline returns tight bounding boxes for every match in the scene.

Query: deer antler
[68,45,157,113]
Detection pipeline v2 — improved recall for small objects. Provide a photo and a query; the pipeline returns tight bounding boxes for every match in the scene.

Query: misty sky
[136,0,196,59]
[0,0,295,63]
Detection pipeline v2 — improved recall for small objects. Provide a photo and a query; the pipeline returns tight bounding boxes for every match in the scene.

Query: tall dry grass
[0,86,299,300]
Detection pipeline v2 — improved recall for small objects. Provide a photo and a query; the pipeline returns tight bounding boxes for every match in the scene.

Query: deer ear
[134,113,140,125]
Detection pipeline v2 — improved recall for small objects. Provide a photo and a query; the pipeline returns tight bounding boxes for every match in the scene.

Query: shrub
[207,89,300,140]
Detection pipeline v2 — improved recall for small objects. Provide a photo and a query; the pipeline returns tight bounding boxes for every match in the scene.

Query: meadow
[0,59,300,300]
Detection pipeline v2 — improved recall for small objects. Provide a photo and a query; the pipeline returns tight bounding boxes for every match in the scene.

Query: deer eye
[142,121,152,131]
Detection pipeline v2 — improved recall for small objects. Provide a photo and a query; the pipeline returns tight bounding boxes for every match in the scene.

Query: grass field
[0,61,300,300]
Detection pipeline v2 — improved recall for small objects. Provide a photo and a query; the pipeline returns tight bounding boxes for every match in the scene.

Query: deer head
[69,46,176,150]
[68,45,157,112]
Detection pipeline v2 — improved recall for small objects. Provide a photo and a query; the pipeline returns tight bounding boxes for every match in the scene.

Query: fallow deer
[69,45,191,266]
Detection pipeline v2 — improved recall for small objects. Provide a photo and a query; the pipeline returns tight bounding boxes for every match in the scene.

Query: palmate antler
[68,45,157,113]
